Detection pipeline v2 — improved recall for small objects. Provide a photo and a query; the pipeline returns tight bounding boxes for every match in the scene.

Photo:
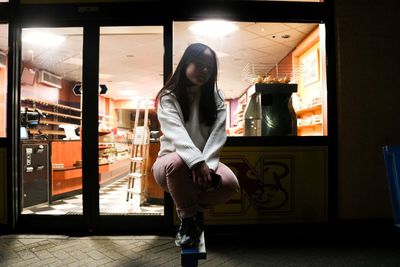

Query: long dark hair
[156,43,220,126]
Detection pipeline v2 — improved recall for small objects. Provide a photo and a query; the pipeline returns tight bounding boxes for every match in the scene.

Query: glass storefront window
[173,21,327,136]
[20,27,83,215]
[0,24,7,138]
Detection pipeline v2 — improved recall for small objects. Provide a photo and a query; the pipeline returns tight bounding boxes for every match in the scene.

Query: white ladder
[126,99,150,208]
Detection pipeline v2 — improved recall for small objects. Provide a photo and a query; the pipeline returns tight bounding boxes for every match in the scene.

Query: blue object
[181,231,206,267]
[382,145,400,228]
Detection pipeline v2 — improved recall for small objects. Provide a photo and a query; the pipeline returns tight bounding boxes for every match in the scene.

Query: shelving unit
[28,129,66,136]
[295,103,322,116]
[295,103,323,136]
[230,93,247,136]
[99,113,114,128]
[21,98,81,139]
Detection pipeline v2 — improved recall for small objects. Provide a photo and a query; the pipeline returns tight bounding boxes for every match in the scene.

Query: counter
[50,140,163,202]
[51,140,131,197]
[178,136,329,225]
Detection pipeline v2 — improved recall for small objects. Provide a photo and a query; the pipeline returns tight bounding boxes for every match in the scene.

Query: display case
[292,92,323,136]
[98,129,130,165]
[51,137,130,197]
[230,92,247,136]
[49,112,130,197]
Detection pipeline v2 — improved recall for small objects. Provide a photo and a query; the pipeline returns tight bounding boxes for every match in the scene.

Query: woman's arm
[202,90,227,171]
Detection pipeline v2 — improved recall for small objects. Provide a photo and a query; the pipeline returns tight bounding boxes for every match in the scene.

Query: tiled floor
[22,176,164,216]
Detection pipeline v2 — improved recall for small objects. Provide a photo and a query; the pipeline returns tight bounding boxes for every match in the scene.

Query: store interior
[0,21,326,215]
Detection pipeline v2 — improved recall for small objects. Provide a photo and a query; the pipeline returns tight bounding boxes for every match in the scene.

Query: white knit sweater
[157,89,227,171]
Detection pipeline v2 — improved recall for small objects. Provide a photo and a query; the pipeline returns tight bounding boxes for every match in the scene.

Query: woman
[152,43,240,247]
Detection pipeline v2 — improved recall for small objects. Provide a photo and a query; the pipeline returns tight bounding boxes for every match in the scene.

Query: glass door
[98,26,164,216]
[18,24,167,232]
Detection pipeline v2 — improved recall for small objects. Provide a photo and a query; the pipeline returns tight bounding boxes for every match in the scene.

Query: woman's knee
[217,163,240,193]
[223,174,240,194]
[165,153,187,176]
[151,163,168,191]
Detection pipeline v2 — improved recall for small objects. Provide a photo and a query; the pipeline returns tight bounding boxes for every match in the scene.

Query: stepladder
[126,99,151,209]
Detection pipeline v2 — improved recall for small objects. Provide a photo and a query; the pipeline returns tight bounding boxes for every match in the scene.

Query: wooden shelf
[40,119,80,126]
[28,129,65,136]
[40,110,81,120]
[99,130,111,136]
[295,103,322,116]
[22,97,81,112]
[99,143,114,150]
[298,122,322,128]
[22,106,81,120]
[99,142,114,148]
[21,98,82,139]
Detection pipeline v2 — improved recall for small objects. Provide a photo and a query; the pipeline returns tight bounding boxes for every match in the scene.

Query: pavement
[1,224,400,266]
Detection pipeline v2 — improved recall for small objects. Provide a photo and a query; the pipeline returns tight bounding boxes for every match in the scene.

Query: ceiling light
[189,20,238,37]
[23,31,65,47]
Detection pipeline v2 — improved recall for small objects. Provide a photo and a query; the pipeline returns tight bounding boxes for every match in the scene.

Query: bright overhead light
[22,31,65,47]
[189,20,238,37]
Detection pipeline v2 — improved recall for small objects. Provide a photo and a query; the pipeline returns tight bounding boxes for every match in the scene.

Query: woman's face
[185,48,214,87]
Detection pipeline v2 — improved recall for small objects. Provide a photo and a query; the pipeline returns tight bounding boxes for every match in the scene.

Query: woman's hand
[191,161,212,189]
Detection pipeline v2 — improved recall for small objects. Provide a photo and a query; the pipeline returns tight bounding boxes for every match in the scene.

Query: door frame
[13,19,173,234]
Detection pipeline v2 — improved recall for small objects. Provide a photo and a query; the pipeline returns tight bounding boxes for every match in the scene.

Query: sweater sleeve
[202,89,227,171]
[157,95,205,168]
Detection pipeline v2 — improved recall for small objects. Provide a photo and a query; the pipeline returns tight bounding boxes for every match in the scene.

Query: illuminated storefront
[0,0,334,233]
